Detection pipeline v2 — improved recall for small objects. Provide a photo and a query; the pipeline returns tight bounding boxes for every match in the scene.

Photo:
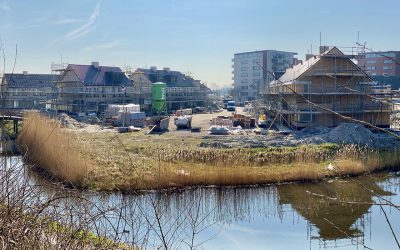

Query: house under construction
[129,67,210,113]
[267,46,391,130]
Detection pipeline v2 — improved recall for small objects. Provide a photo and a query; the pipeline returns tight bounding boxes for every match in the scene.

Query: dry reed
[17,113,400,191]
[17,112,93,185]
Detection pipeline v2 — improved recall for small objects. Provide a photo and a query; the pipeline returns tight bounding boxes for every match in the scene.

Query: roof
[234,50,297,56]
[276,54,321,83]
[135,68,209,89]
[65,64,131,86]
[3,73,57,88]
[272,47,370,84]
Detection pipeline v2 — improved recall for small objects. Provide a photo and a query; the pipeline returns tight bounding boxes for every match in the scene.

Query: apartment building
[232,50,298,103]
[357,51,400,89]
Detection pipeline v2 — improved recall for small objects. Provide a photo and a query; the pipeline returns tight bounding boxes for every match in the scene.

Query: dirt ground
[167,107,248,137]
[64,107,400,150]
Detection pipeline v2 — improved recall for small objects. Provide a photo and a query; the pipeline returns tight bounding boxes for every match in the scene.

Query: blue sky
[1,0,399,88]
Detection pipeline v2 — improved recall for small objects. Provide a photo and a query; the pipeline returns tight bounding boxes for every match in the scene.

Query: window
[253,59,260,63]
[366,53,379,58]
[367,60,376,64]
[366,66,376,70]
[383,66,393,70]
[384,60,392,64]
[253,66,260,70]
[241,79,248,84]
[241,86,248,90]
[254,79,261,85]
[299,113,313,123]
[253,71,261,77]
[383,52,396,57]
[241,66,247,71]
[241,73,248,77]
[241,60,248,64]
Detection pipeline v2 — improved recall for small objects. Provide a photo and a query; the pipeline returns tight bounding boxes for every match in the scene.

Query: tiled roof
[66,64,131,86]
[3,73,57,88]
[274,54,321,84]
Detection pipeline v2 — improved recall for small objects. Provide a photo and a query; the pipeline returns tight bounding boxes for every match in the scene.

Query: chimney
[91,61,99,69]
[305,54,314,61]
[319,46,329,54]
[293,58,303,66]
[23,71,28,75]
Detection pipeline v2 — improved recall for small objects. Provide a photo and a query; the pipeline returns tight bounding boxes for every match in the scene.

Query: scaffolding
[265,46,392,130]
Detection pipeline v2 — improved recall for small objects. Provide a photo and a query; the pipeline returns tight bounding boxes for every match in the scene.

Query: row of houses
[0,63,211,114]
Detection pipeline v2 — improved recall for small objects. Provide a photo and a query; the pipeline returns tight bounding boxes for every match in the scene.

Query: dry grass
[17,113,400,191]
[17,112,93,185]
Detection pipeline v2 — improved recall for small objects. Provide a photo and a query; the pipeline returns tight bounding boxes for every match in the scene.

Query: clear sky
[0,0,399,89]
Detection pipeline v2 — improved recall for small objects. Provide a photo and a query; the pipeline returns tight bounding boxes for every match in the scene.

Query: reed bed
[17,112,93,185]
[17,113,400,191]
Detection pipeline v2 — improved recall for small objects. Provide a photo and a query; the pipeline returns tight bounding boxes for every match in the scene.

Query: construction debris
[201,123,400,149]
[58,113,85,129]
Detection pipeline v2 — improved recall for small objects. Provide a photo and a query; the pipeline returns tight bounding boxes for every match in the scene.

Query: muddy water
[3,155,400,249]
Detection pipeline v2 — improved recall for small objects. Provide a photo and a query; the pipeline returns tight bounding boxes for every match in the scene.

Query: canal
[2,155,400,249]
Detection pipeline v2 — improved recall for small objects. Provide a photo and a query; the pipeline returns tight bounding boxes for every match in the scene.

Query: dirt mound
[302,123,400,149]
[58,114,85,129]
[325,123,375,145]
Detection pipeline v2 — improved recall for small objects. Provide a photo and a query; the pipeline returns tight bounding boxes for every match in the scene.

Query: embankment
[17,113,400,191]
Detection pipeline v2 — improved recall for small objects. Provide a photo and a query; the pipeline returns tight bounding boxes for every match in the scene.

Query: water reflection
[2,155,399,249]
[278,176,393,242]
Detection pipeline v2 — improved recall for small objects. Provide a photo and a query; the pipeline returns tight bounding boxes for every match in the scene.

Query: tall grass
[17,112,93,185]
[17,112,400,191]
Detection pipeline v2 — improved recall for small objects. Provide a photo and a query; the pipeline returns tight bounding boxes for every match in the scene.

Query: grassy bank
[17,112,93,185]
[18,113,400,191]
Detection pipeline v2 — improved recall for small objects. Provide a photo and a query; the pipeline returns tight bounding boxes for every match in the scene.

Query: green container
[152,82,167,114]
[152,82,166,101]
[152,100,166,114]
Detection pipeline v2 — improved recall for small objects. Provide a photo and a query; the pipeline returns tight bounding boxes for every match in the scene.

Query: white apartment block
[232,50,297,103]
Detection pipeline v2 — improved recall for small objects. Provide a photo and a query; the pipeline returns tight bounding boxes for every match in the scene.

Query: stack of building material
[233,114,253,128]
[209,125,230,135]
[210,116,233,127]
[115,112,146,127]
[175,108,192,116]
[105,104,140,118]
[174,115,192,129]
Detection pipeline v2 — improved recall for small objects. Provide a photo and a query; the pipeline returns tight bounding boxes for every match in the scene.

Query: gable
[325,47,344,56]
[61,70,81,83]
